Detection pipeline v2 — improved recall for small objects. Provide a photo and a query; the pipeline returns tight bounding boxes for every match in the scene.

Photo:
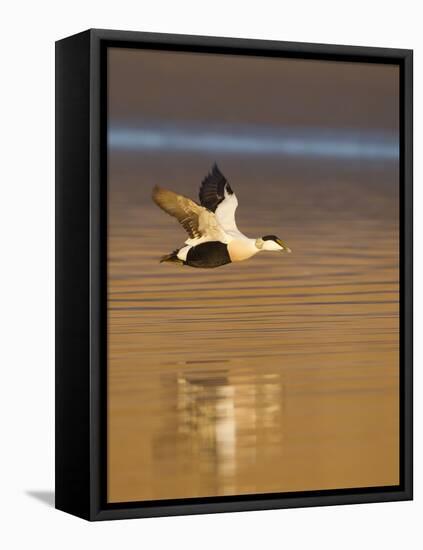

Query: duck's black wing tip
[199,164,233,212]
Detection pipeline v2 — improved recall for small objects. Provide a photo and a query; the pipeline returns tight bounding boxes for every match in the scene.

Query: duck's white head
[255,235,291,253]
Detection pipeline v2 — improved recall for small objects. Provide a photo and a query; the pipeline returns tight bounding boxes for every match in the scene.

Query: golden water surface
[107,171,399,503]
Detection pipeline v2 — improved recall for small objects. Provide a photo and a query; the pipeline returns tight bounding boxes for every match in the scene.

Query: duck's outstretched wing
[152,185,225,242]
[199,164,239,234]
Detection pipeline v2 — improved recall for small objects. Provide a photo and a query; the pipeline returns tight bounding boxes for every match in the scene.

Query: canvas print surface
[107,47,399,503]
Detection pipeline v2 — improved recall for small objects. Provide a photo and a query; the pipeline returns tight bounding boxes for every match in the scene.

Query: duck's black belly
[185,241,231,268]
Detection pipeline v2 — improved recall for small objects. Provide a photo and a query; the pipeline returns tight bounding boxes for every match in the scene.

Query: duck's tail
[159,249,184,265]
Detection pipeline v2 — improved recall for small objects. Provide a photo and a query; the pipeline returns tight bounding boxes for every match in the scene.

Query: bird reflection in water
[153,367,285,497]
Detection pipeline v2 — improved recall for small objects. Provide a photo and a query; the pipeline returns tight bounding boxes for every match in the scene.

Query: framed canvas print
[55,29,413,521]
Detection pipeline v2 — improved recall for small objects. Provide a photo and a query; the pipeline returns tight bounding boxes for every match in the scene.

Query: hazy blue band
[109,126,399,161]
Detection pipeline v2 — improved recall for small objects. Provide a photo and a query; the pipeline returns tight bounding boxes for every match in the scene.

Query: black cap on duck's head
[256,235,291,252]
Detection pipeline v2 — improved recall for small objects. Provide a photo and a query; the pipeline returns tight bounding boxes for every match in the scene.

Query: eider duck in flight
[152,164,291,269]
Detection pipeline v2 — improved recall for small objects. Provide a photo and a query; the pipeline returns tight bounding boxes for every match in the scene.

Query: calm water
[107,164,399,502]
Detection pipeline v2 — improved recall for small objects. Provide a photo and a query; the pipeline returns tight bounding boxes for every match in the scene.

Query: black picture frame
[55,28,413,521]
